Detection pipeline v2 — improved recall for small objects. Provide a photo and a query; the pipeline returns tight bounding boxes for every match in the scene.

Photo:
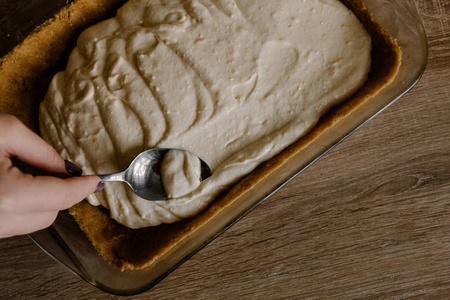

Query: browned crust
[0,0,401,271]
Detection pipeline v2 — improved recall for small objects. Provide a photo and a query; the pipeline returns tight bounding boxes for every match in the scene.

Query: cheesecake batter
[39,0,371,228]
[161,149,202,199]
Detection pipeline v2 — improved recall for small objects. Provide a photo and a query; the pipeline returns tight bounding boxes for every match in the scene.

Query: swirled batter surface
[39,0,371,228]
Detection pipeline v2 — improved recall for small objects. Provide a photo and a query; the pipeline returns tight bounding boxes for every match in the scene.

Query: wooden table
[0,1,448,298]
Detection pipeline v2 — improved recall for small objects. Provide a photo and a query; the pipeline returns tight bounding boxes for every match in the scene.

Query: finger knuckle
[0,114,21,136]
[0,115,24,150]
[0,114,20,126]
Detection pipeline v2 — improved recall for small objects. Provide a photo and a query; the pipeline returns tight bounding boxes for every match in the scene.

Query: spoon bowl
[98,149,212,201]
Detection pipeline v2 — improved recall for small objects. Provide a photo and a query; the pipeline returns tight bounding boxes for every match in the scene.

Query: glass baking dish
[26,0,427,295]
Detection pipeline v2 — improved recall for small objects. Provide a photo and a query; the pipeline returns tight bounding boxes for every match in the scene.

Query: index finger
[0,114,71,177]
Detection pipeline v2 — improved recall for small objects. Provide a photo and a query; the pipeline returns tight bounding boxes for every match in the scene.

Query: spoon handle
[98,171,126,182]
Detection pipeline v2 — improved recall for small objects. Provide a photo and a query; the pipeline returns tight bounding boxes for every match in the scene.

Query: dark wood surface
[0,0,73,57]
[0,0,449,299]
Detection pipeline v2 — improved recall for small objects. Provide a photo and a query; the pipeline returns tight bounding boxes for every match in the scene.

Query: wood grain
[0,0,449,299]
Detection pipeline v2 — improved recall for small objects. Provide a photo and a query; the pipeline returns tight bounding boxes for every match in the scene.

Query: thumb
[59,175,104,209]
[23,175,104,212]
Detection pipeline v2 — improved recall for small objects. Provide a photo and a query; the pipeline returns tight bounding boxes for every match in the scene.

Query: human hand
[0,114,103,238]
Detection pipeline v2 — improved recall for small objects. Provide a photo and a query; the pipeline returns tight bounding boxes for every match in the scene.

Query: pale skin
[0,114,102,238]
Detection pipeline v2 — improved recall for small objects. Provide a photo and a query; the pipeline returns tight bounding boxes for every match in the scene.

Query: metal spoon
[98,148,212,201]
